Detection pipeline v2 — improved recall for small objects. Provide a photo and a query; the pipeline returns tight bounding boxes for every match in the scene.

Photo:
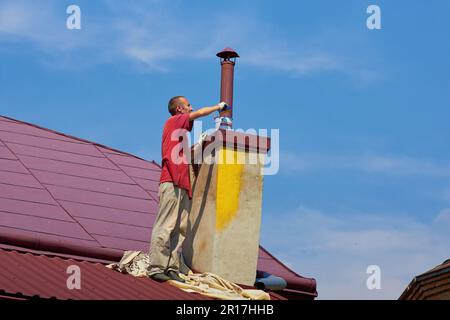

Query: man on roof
[147,96,228,282]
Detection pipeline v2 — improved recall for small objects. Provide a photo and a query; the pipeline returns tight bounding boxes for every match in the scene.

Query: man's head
[168,96,192,115]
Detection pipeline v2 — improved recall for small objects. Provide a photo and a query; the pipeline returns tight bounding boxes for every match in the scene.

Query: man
[148,96,228,282]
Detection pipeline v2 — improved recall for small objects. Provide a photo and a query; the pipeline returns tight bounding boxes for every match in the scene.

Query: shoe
[166,270,185,283]
[150,272,171,283]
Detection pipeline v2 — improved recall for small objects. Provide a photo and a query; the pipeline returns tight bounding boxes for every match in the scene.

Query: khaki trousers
[148,182,191,276]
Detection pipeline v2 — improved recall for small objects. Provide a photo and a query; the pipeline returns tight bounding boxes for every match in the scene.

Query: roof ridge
[0,244,113,264]
[0,115,156,164]
[259,245,304,279]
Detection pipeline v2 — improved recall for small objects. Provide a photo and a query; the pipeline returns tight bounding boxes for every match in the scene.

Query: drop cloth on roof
[107,250,270,300]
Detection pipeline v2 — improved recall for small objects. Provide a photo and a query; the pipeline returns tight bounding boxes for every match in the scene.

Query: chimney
[216,47,239,129]
[183,48,271,286]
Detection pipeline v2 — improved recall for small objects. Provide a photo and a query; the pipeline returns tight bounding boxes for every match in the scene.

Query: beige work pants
[148,182,191,276]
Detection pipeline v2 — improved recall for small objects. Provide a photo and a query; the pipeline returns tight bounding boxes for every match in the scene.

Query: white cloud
[0,0,376,78]
[245,50,340,75]
[109,7,344,75]
[0,1,36,36]
[261,206,450,299]
[0,1,89,52]
[281,151,450,178]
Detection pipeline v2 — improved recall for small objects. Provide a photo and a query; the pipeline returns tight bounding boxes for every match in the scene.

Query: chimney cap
[216,47,240,59]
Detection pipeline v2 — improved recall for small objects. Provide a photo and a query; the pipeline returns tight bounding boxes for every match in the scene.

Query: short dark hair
[168,96,184,115]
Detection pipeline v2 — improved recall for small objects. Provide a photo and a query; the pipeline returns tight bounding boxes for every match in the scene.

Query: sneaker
[166,270,185,283]
[150,272,171,283]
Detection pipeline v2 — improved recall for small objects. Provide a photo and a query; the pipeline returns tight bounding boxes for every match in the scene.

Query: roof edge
[274,288,317,300]
[259,246,313,280]
[0,114,160,167]
[0,243,114,264]
[0,230,317,298]
[258,246,317,296]
[399,265,450,300]
[0,228,122,262]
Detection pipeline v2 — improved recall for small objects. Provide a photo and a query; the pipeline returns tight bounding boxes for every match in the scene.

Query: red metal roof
[0,115,316,299]
[0,248,286,300]
[0,248,209,300]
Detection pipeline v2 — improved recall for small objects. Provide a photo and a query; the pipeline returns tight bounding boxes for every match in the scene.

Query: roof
[0,114,317,299]
[0,248,209,300]
[399,259,450,300]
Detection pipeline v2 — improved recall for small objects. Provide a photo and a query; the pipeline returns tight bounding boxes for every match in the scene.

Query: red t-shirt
[159,113,193,198]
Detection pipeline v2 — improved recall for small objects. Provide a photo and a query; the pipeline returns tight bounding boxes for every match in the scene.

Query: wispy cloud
[0,1,89,52]
[108,4,346,75]
[281,151,450,178]
[0,0,377,78]
[246,51,340,75]
[261,206,450,299]
[0,1,52,40]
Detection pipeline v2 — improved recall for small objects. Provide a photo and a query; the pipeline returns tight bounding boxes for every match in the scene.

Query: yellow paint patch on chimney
[216,148,244,232]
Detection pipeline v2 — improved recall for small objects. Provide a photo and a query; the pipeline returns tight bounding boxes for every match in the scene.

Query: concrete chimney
[216,47,239,129]
[183,48,271,286]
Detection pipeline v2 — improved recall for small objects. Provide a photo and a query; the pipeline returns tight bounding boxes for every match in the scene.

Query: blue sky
[1,0,449,299]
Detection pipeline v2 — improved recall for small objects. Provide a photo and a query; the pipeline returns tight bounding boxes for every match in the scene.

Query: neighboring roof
[399,259,450,300]
[0,115,317,299]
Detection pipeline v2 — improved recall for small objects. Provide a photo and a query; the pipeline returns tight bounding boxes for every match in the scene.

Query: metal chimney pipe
[216,47,239,129]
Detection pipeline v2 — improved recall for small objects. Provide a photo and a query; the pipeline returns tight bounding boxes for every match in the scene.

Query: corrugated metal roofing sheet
[0,248,209,300]
[0,115,316,299]
[0,248,286,300]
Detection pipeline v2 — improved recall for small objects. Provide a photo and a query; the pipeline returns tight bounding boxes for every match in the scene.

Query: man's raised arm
[189,102,228,121]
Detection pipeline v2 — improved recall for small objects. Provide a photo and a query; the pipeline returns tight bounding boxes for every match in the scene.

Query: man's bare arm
[189,105,222,121]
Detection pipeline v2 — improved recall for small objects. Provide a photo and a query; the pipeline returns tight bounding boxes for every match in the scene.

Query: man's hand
[218,102,230,111]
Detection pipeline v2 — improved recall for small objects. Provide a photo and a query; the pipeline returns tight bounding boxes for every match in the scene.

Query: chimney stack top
[216,47,240,60]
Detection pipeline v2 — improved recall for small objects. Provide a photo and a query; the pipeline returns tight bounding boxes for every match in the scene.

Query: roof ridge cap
[259,245,307,279]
